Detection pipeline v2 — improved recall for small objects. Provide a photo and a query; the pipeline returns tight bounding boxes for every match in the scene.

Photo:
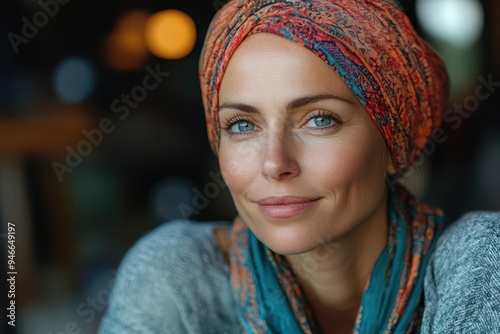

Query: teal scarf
[228,186,448,333]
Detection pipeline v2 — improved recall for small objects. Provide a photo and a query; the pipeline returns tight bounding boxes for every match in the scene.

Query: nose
[261,131,300,181]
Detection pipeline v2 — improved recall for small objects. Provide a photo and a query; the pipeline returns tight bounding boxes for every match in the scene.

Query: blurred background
[0,0,498,333]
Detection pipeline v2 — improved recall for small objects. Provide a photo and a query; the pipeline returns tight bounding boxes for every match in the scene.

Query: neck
[284,192,389,327]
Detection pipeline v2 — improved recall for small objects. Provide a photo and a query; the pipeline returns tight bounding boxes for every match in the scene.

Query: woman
[100,0,500,333]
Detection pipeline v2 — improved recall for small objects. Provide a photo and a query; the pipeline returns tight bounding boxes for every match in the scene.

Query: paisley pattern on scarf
[228,186,448,333]
[199,0,449,173]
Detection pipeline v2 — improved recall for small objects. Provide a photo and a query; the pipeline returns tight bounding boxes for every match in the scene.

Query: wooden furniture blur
[0,105,95,307]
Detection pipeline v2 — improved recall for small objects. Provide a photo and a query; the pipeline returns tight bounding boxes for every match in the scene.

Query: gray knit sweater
[99,212,500,333]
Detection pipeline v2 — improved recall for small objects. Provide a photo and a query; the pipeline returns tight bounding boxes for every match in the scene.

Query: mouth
[256,196,321,219]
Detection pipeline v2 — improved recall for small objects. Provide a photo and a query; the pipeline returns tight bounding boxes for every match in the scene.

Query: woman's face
[218,33,395,255]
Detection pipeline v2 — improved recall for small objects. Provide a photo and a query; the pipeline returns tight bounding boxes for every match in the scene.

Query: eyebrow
[218,93,354,114]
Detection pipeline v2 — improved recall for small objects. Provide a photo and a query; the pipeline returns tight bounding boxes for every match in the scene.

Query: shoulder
[429,211,500,293]
[431,211,499,271]
[422,212,500,333]
[124,220,229,266]
[99,220,239,334]
[435,211,499,255]
[113,220,230,287]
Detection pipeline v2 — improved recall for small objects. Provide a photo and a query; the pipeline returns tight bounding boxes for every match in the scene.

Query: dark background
[0,0,499,333]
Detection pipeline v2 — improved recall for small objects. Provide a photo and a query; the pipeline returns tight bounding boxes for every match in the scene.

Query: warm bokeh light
[53,57,96,103]
[105,10,150,71]
[145,9,196,60]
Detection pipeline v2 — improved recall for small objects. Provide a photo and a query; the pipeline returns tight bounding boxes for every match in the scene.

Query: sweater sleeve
[98,220,240,334]
[422,211,500,334]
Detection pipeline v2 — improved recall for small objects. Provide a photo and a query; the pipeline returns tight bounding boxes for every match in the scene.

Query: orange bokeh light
[145,9,196,60]
[105,10,150,71]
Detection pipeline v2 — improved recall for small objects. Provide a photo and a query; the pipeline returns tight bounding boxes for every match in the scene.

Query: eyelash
[221,110,343,137]
[221,115,253,138]
[304,110,343,130]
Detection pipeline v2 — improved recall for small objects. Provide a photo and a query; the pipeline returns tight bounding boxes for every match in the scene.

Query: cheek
[218,140,259,196]
[307,134,385,191]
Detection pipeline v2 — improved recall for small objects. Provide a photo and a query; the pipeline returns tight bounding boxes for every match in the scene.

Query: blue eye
[230,120,255,133]
[306,116,334,128]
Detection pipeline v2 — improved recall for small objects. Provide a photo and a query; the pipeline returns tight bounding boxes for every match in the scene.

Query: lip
[256,196,321,218]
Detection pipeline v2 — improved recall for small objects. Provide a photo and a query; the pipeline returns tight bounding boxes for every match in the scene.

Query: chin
[250,220,334,256]
[266,240,312,256]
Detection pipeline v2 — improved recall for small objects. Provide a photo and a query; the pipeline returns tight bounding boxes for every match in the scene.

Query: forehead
[219,33,358,104]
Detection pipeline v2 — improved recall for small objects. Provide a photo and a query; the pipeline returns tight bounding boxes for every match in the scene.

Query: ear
[386,158,397,175]
[384,149,397,175]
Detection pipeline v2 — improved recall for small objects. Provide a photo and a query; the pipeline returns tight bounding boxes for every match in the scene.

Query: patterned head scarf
[199,0,449,173]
